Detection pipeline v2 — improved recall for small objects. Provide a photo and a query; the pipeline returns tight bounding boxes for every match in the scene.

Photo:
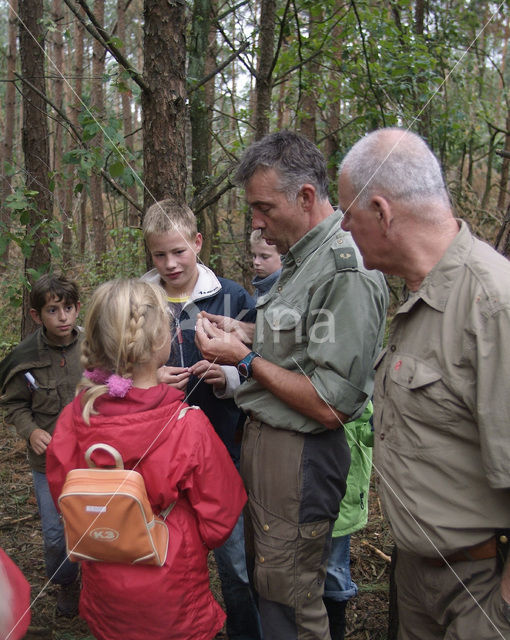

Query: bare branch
[14,73,143,215]
[63,0,148,92]
[188,41,251,94]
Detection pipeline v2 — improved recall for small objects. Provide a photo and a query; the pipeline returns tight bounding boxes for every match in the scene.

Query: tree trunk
[297,8,320,142]
[189,0,214,263]
[254,0,276,141]
[69,6,86,256]
[0,0,18,273]
[481,127,497,210]
[90,0,107,260]
[118,0,141,228]
[52,0,71,265]
[497,110,510,211]
[19,0,53,338]
[142,0,188,214]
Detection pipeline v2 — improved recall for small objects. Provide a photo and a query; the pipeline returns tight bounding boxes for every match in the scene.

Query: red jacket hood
[70,383,187,468]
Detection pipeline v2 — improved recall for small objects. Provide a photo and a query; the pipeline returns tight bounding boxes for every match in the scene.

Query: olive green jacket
[0,327,83,472]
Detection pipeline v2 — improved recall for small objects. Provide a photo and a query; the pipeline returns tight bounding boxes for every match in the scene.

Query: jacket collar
[142,263,222,307]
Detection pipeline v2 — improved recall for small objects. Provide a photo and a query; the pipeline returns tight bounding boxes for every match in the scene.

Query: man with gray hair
[339,127,510,639]
[195,130,388,639]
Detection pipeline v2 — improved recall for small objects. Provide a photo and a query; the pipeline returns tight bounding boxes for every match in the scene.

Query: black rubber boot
[56,580,80,618]
[324,597,347,640]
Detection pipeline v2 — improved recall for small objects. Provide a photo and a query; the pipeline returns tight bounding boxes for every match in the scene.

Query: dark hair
[234,130,329,201]
[30,274,80,313]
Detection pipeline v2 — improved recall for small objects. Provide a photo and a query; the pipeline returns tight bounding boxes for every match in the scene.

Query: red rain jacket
[47,383,246,640]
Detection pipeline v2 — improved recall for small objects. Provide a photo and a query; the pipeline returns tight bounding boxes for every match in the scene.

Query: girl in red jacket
[46,279,247,640]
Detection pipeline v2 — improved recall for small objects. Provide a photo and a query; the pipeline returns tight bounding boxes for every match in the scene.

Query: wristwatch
[237,351,261,379]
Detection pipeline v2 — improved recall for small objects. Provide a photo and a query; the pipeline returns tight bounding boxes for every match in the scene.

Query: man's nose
[252,213,264,230]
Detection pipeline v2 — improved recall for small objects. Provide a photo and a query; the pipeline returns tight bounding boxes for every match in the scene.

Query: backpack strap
[178,405,200,419]
[84,443,124,469]
[160,502,176,519]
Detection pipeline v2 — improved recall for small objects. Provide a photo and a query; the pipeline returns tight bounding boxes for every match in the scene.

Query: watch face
[238,363,249,378]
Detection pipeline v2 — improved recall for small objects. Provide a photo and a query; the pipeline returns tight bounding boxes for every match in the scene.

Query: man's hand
[29,428,51,455]
[195,316,251,365]
[157,365,190,391]
[197,311,255,345]
[189,360,226,392]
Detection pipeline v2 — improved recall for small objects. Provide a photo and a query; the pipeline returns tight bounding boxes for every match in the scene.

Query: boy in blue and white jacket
[141,198,261,640]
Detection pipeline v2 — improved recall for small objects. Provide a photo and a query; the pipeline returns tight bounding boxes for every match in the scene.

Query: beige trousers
[396,548,510,640]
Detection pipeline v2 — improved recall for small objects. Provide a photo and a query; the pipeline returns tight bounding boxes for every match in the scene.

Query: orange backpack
[58,443,173,566]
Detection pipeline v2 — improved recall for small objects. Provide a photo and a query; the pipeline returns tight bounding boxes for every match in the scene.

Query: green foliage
[86,227,146,287]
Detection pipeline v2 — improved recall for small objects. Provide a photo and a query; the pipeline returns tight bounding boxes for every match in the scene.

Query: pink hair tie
[106,374,133,398]
[83,368,133,398]
[83,368,109,384]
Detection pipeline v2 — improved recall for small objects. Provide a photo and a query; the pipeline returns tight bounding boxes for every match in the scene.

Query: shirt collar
[398,219,472,314]
[284,209,341,268]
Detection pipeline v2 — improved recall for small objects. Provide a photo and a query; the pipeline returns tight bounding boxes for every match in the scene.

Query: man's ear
[30,309,43,326]
[298,184,316,211]
[371,196,393,235]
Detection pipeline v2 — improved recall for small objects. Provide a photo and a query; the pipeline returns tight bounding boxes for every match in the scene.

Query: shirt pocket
[389,355,441,389]
[261,301,305,363]
[387,355,461,439]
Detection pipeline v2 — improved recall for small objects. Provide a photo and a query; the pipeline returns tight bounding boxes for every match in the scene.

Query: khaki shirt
[235,210,388,433]
[374,221,510,556]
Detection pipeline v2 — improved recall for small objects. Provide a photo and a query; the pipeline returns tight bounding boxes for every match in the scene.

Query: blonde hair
[143,198,197,241]
[79,279,169,423]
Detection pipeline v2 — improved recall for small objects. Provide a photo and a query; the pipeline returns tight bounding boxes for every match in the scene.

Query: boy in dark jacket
[141,198,261,640]
[0,274,82,617]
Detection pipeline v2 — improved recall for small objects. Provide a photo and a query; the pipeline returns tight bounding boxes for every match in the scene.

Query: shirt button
[278,286,282,292]
[380,433,385,440]
[311,530,317,537]
[296,257,301,264]
[263,524,270,531]
[390,345,396,352]
[307,592,312,599]
[259,555,265,563]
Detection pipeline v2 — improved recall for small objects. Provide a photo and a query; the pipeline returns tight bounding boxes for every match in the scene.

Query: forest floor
[1,423,393,640]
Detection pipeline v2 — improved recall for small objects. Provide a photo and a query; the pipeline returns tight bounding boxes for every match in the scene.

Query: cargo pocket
[250,499,298,606]
[296,519,331,602]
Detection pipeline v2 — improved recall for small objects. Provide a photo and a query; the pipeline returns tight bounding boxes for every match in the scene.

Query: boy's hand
[157,365,190,391]
[29,429,51,455]
[197,311,254,344]
[189,360,226,392]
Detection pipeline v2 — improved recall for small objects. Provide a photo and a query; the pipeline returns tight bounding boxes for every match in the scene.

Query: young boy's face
[251,242,282,279]
[30,295,80,345]
[147,230,202,296]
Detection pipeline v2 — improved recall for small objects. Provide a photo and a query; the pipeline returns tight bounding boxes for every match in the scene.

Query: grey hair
[339,128,450,210]
[234,130,330,202]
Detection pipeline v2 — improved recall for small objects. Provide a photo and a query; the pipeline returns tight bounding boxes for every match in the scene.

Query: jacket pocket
[31,381,59,416]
